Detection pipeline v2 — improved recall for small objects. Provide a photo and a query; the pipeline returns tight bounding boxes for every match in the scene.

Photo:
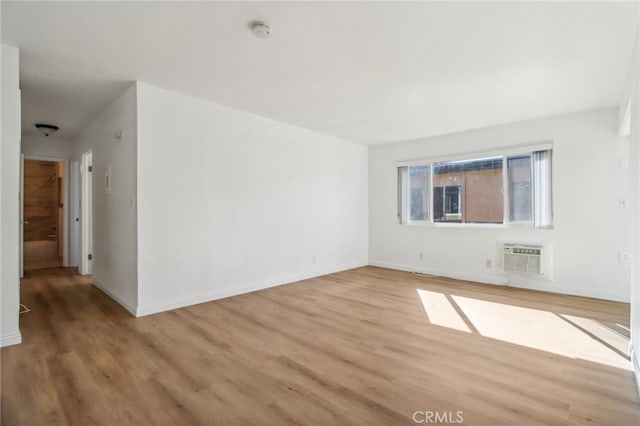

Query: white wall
[1,44,22,347]
[135,82,368,315]
[623,30,640,394]
[74,84,138,314]
[370,108,631,302]
[22,135,74,158]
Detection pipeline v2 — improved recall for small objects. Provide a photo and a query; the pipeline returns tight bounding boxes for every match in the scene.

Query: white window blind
[532,150,552,228]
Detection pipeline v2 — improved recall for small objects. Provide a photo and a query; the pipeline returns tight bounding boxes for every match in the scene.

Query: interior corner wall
[369,108,631,302]
[73,84,138,314]
[624,29,640,394]
[135,82,368,316]
[1,44,22,347]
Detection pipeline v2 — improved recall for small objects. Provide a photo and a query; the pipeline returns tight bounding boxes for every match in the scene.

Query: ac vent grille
[503,244,543,274]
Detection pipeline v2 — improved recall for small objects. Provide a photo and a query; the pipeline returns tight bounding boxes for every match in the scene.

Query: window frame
[506,154,533,226]
[398,165,431,225]
[396,142,552,229]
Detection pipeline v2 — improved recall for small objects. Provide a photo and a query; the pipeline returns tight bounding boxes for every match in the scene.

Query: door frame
[80,150,93,275]
[22,155,71,270]
[69,160,81,269]
[19,154,24,277]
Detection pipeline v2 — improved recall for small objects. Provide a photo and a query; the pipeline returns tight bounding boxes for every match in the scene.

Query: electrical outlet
[419,252,423,260]
[618,198,628,208]
[485,259,492,268]
[312,256,316,264]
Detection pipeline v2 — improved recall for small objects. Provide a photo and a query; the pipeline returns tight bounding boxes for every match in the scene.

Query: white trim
[20,153,24,277]
[136,262,368,317]
[630,343,640,398]
[69,161,81,267]
[398,221,552,231]
[397,166,408,224]
[395,141,553,167]
[0,331,22,347]
[80,150,93,275]
[401,221,511,229]
[368,261,628,302]
[91,280,137,316]
[370,260,504,285]
[502,154,510,223]
[619,98,631,136]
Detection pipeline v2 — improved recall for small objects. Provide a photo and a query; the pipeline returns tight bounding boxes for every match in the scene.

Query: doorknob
[23,221,29,224]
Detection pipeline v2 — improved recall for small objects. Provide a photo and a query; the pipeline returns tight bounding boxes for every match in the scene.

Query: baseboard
[136,261,368,317]
[0,331,22,348]
[368,260,628,302]
[91,280,137,317]
[631,343,640,399]
[369,260,506,286]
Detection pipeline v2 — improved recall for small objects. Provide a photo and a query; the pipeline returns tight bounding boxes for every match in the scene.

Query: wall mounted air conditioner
[503,244,543,274]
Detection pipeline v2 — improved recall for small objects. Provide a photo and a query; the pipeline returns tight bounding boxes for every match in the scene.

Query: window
[434,186,461,221]
[397,148,552,227]
[434,157,503,224]
[444,186,461,215]
[507,155,532,223]
[532,150,552,228]
[398,165,429,223]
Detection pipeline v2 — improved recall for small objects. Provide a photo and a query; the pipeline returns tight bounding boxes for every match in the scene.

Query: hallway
[22,159,65,271]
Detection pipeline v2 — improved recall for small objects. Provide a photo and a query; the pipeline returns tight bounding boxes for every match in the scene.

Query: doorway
[22,159,65,270]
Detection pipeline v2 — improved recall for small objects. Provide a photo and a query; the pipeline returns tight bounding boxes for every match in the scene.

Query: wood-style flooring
[23,255,63,271]
[23,240,62,271]
[1,266,638,425]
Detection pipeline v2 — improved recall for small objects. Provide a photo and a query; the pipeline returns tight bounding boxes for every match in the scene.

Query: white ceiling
[2,2,638,145]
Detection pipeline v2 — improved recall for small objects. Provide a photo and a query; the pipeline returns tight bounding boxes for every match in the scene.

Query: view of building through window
[433,157,503,224]
[397,148,552,227]
[434,185,461,221]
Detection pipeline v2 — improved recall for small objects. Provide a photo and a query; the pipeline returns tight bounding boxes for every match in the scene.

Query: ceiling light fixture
[35,123,59,137]
[251,21,272,39]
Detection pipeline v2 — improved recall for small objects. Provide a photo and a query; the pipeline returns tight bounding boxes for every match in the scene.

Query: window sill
[401,221,431,227]
[433,222,507,229]
[399,222,554,230]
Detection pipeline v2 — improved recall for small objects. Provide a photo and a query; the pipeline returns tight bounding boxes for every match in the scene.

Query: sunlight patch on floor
[417,289,471,333]
[559,314,629,356]
[417,289,631,371]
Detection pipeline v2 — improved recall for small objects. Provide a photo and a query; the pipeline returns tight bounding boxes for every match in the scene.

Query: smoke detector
[251,21,272,39]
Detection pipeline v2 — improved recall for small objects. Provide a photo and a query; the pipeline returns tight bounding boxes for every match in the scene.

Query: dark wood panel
[23,160,58,241]
[2,267,637,425]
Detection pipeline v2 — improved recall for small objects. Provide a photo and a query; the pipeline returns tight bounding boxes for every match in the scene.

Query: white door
[70,160,81,267]
[80,150,93,275]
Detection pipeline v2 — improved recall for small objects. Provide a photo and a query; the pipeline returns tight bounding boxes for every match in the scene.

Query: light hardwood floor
[1,267,638,425]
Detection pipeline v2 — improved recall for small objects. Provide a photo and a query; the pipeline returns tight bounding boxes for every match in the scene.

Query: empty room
[1,1,639,425]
